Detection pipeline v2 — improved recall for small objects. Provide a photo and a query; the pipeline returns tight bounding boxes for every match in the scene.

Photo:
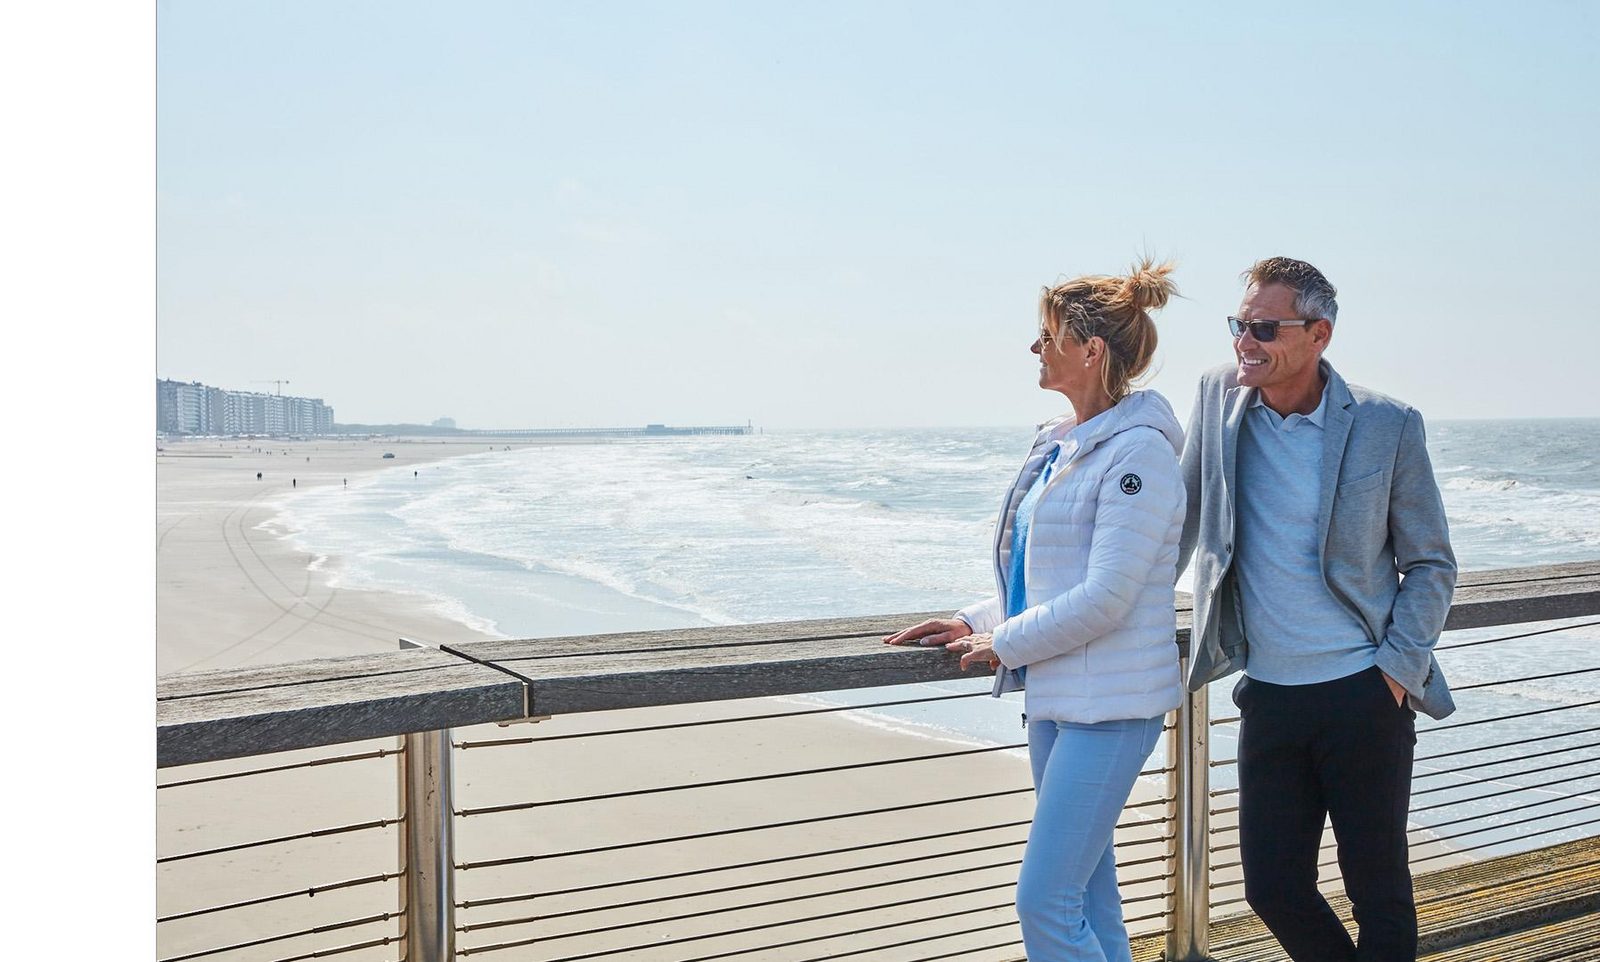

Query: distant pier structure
[464,422,753,439]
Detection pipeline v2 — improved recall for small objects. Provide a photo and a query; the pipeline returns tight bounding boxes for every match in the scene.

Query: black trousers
[1235,665,1418,962]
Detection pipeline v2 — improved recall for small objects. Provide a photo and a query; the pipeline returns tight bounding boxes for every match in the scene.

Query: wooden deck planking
[1424,912,1600,962]
[1130,836,1600,962]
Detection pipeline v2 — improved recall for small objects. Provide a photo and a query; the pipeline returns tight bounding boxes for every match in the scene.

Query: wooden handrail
[156,560,1600,768]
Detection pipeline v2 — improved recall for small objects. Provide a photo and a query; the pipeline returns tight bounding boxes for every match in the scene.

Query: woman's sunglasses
[1227,316,1316,342]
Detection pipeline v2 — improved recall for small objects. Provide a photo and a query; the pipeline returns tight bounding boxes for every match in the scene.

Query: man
[1177,257,1457,961]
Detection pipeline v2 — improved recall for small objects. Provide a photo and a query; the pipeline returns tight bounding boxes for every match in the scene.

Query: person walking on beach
[886,258,1187,962]
[1177,257,1457,962]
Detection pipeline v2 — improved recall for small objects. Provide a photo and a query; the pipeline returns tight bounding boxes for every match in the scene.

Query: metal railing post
[400,727,456,962]
[396,638,457,962]
[1167,652,1211,961]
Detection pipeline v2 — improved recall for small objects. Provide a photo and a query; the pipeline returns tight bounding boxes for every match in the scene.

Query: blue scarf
[1006,445,1060,619]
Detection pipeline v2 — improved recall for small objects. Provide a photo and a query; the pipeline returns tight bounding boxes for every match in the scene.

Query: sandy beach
[156,436,527,674]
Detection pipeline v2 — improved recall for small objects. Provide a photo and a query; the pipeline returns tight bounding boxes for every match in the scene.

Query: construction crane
[252,379,291,396]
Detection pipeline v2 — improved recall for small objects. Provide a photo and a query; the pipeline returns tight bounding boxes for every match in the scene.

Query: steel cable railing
[461,839,1032,927]
[1201,616,1600,925]
[830,929,1023,962]
[459,821,1031,910]
[466,865,1025,946]
[448,690,1175,961]
[1410,753,1600,796]
[1420,697,1600,732]
[455,691,998,749]
[1413,787,1600,833]
[461,842,1181,945]
[1407,814,1600,866]
[1210,801,1600,893]
[725,909,1019,962]
[469,896,1022,962]
[156,741,406,962]
[1452,665,1600,690]
[801,925,1024,962]
[456,784,1037,872]
[1412,800,1600,851]
[1434,619,1600,652]
[156,816,402,864]
[157,871,397,924]
[260,935,399,962]
[455,835,1168,956]
[156,746,401,789]
[1412,724,1600,763]
[1208,764,1600,876]
[1408,768,1600,814]
[455,772,1171,870]
[159,911,398,962]
[1411,739,1600,782]
[455,742,1035,817]
[1220,804,1600,879]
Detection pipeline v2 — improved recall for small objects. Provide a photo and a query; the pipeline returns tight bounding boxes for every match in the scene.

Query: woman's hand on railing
[882,618,998,668]
[883,618,973,647]
[949,634,1001,670]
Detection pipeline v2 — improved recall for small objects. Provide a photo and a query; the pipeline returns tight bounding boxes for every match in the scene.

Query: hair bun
[1122,257,1178,313]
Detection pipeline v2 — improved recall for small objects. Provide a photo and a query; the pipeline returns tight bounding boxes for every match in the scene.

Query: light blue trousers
[1017,715,1165,962]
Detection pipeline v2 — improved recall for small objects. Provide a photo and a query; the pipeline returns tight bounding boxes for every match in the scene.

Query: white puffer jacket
[957,390,1186,723]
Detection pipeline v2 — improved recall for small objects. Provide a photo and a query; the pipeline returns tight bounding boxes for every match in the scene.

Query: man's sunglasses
[1227,316,1317,342]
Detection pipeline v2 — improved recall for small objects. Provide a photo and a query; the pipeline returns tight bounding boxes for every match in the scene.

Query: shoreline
[157,435,573,674]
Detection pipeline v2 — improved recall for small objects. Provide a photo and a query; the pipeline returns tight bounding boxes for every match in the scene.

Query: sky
[156,0,1600,429]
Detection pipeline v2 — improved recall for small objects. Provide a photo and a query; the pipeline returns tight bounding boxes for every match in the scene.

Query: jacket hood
[1035,389,1185,461]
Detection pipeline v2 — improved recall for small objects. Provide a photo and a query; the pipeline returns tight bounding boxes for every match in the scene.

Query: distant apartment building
[156,379,335,436]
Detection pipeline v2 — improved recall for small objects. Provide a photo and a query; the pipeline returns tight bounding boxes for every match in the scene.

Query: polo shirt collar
[1248,379,1331,428]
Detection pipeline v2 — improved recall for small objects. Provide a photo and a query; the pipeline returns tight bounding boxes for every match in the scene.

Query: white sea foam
[271,423,1600,631]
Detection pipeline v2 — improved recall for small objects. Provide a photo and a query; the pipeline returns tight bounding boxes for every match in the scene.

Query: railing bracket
[496,714,551,727]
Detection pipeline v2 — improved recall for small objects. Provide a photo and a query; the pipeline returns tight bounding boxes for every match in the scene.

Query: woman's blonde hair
[1039,256,1177,402]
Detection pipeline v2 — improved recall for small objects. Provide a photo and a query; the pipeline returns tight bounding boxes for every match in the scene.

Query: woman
[885,258,1186,962]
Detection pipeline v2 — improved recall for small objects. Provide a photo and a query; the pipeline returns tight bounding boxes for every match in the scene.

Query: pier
[156,560,1600,962]
[462,424,753,438]
[328,423,755,439]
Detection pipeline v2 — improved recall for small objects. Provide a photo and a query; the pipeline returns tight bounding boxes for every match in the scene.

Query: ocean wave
[535,554,741,626]
[1443,476,1523,492]
[1438,468,1600,563]
[267,490,513,640]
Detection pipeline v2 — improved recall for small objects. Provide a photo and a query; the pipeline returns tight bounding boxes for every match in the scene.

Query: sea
[274,418,1600,860]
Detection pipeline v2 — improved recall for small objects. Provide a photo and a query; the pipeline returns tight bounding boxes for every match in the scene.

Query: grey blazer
[1176,360,1459,718]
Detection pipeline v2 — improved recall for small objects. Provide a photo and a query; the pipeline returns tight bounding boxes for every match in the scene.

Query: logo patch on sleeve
[1120,473,1143,495]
